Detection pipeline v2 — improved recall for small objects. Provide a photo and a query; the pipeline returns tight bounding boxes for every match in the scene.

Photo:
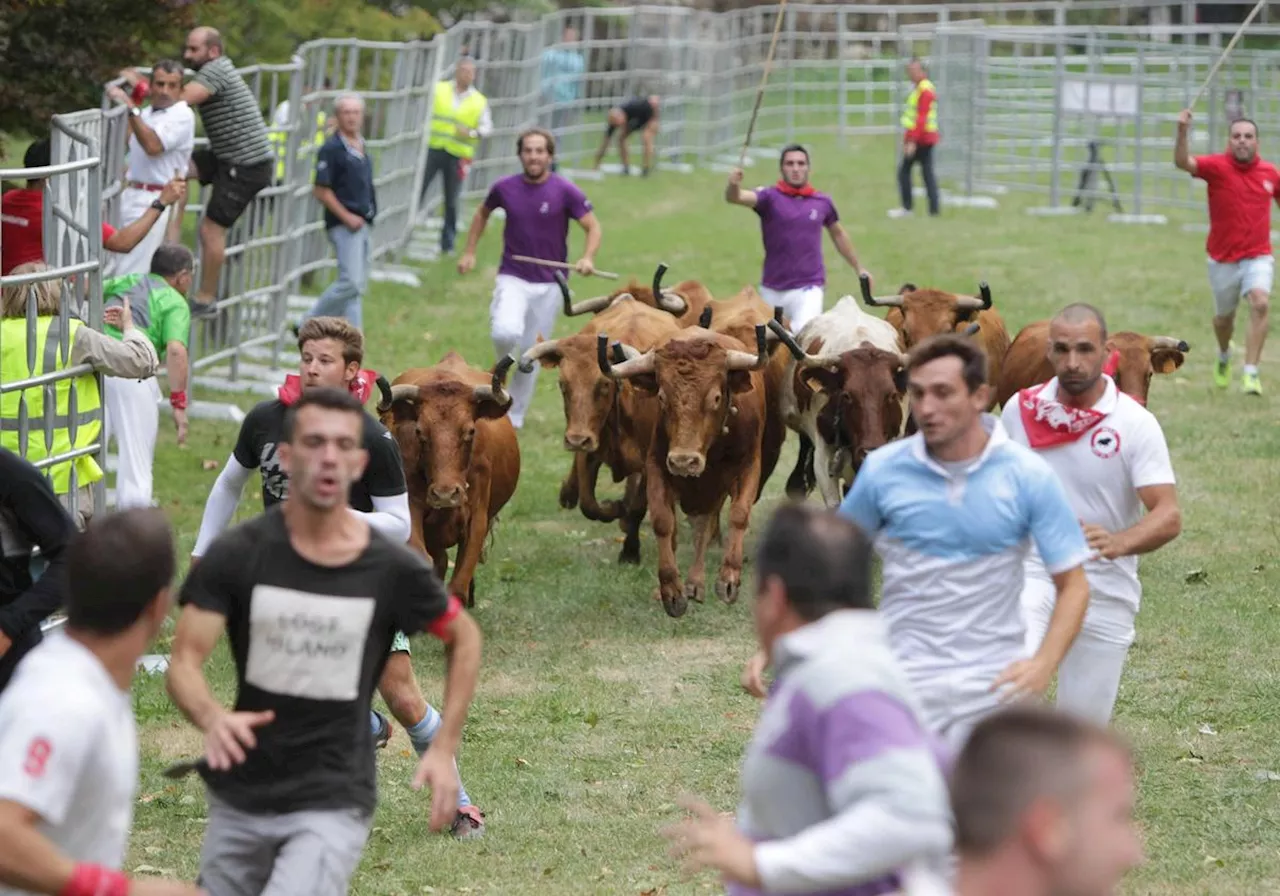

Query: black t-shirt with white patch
[178,507,450,814]
[232,399,405,510]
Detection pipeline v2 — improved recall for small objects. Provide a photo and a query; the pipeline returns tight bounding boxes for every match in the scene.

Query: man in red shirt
[1,138,183,276]
[1175,108,1278,395]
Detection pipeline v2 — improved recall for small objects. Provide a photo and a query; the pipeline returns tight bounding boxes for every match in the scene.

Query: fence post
[1048,29,1066,207]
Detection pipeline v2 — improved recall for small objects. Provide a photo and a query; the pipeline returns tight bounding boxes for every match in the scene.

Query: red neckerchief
[775,179,816,198]
[277,369,378,406]
[1017,374,1114,450]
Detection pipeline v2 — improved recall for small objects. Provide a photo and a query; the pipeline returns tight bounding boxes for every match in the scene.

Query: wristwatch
[129,106,142,119]
[150,199,166,211]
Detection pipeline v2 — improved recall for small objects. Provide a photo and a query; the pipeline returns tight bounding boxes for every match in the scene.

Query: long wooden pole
[1190,0,1268,110]
[738,0,791,169]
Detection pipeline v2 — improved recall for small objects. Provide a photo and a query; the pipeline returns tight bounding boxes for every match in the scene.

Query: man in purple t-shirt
[724,144,872,332]
[458,127,603,428]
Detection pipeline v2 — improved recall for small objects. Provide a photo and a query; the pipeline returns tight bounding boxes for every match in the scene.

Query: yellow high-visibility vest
[269,110,328,181]
[429,81,487,160]
[901,77,939,134]
[0,316,104,495]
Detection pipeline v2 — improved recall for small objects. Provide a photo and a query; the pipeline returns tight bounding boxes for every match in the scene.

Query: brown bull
[861,276,1010,407]
[520,295,682,563]
[996,321,1190,408]
[375,353,521,606]
[557,263,712,329]
[597,323,771,618]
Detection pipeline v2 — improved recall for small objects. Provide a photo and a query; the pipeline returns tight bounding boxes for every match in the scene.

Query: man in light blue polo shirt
[839,333,1092,750]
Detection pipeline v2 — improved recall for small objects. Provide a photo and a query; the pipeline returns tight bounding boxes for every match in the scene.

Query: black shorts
[192,148,273,229]
[606,116,650,139]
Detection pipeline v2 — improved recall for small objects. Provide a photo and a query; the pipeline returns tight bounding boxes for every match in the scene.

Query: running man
[951,706,1145,895]
[457,127,602,429]
[834,334,1092,750]
[1175,107,1278,395]
[591,95,659,176]
[724,143,873,332]
[190,316,486,838]
[0,507,202,896]
[667,503,952,895]
[167,387,483,895]
[1003,303,1181,724]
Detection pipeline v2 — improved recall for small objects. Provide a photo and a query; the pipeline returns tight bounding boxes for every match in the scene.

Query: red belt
[126,180,166,192]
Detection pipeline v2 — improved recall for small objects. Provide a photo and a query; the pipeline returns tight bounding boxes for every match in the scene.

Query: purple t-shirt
[754,186,839,291]
[484,173,593,284]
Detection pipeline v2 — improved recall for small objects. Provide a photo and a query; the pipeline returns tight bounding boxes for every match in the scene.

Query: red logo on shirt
[23,737,53,778]
[1090,426,1121,459]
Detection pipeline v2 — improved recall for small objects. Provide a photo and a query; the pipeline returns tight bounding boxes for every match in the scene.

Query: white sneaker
[887,208,914,219]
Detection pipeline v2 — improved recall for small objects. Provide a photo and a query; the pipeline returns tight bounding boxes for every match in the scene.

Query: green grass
[122,131,1280,895]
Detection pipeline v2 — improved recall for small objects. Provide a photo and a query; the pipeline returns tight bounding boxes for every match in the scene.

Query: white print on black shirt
[245,585,376,702]
[259,442,289,502]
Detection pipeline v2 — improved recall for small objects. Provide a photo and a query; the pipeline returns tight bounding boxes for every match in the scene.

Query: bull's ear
[537,348,564,369]
[799,366,839,395]
[892,365,908,393]
[627,373,659,394]
[1151,349,1185,374]
[474,397,511,421]
[728,369,756,395]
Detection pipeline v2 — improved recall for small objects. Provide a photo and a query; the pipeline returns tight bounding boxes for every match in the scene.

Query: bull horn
[656,290,687,315]
[859,272,905,308]
[652,261,669,297]
[1150,336,1190,352]
[560,271,619,316]
[725,323,769,371]
[767,319,842,368]
[598,333,655,380]
[519,338,562,372]
[375,375,394,412]
[386,384,422,406]
[596,333,646,376]
[475,355,516,408]
[955,282,993,311]
[698,306,713,329]
[963,321,981,337]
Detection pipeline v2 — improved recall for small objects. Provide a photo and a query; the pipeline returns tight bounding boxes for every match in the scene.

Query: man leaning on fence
[420,57,492,256]
[889,57,940,220]
[297,94,377,331]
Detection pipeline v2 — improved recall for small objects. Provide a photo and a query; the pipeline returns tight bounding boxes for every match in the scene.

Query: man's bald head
[194,26,222,51]
[184,26,224,69]
[1051,302,1107,342]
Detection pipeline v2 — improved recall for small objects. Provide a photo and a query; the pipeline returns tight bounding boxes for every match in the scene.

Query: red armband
[60,864,129,896]
[130,81,151,105]
[427,594,464,641]
[169,390,188,410]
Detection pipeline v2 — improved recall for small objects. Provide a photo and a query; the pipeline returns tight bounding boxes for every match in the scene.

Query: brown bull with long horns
[557,262,713,329]
[375,353,521,606]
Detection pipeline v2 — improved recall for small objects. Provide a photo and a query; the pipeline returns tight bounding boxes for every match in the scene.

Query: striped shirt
[733,611,953,895]
[191,56,273,166]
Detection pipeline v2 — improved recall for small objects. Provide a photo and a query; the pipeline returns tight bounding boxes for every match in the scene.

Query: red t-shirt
[1,188,117,275]
[1193,153,1279,263]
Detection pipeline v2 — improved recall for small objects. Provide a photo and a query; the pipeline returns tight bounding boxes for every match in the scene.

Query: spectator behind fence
[181,26,276,318]
[888,57,940,219]
[0,447,76,695]
[539,25,586,171]
[297,94,377,330]
[420,57,492,256]
[0,139,183,277]
[0,264,159,525]
[663,503,953,896]
[101,243,195,511]
[950,706,1145,895]
[104,59,196,279]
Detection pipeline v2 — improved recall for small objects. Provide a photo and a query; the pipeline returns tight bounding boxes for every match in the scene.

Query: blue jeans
[303,223,371,329]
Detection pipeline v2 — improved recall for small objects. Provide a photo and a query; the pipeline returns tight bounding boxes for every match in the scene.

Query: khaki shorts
[1208,254,1274,317]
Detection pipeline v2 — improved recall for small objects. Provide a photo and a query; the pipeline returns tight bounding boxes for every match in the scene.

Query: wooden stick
[1190,0,1268,110]
[738,0,790,169]
[511,255,620,280]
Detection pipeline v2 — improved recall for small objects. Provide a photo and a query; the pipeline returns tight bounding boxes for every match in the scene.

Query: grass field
[112,131,1280,894]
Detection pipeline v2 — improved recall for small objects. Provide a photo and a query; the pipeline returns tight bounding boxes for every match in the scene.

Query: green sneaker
[1242,371,1263,395]
[1214,358,1231,389]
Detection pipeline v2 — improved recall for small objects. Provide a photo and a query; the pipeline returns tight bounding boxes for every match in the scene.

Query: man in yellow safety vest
[420,57,493,255]
[889,57,941,219]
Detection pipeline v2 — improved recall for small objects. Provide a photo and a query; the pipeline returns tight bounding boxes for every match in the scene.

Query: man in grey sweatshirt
[664,503,953,895]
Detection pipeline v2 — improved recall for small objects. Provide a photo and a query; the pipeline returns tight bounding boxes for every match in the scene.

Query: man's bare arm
[165,605,229,732]
[1174,108,1197,175]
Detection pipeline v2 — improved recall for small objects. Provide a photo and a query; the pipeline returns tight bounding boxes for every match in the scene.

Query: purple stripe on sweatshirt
[766,688,932,784]
[727,873,902,896]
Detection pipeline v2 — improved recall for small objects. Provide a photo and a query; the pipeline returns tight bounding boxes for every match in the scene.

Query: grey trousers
[198,790,373,896]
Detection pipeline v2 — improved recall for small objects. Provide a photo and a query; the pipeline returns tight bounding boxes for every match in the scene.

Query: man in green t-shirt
[102,242,193,509]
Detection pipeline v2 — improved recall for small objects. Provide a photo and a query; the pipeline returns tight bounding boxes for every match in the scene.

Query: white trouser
[106,187,172,278]
[758,284,825,332]
[490,274,562,428]
[912,675,1014,754]
[103,376,162,509]
[1021,577,1136,725]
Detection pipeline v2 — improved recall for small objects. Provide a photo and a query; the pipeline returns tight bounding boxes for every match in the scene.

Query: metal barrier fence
[0,0,1271,523]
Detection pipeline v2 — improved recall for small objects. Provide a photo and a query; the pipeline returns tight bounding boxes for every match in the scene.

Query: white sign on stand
[1060,79,1139,118]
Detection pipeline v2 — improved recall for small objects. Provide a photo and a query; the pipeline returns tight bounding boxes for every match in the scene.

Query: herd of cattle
[373,265,1192,618]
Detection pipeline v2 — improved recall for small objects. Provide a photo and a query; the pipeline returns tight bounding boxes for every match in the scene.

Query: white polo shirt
[125,100,196,186]
[0,632,138,893]
[1001,375,1176,611]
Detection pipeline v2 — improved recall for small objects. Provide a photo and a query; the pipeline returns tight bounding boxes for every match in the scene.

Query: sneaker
[887,208,913,219]
[188,298,219,321]
[451,805,486,840]
[372,710,392,749]
[1242,371,1263,395]
[1214,358,1231,389]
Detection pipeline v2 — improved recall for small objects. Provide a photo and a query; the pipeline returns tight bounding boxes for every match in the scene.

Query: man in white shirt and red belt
[1002,303,1182,724]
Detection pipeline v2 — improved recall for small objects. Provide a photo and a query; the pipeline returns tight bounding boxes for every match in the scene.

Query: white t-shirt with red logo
[0,632,137,890]
[1000,376,1176,611]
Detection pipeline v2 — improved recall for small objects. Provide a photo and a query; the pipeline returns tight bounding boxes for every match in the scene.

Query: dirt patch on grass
[140,723,204,761]
[590,635,749,703]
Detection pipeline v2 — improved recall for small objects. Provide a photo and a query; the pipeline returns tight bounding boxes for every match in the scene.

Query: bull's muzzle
[427,483,467,509]
[667,451,706,477]
[564,431,598,453]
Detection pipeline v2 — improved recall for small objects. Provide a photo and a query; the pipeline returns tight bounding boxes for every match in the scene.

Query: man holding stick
[458,127,603,429]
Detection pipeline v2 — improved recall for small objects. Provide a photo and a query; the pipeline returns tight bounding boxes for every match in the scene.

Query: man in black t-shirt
[168,387,484,895]
[190,316,487,838]
[592,94,660,176]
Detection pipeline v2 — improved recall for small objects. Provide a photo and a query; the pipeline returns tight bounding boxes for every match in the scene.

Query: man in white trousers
[1002,303,1182,724]
[101,243,194,509]
[724,143,872,332]
[457,127,602,429]
[105,60,196,278]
